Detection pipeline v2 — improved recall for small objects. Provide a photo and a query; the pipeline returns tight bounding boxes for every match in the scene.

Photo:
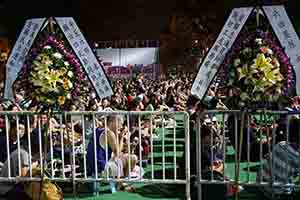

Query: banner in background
[263,5,300,95]
[97,48,158,66]
[105,66,132,79]
[191,7,253,100]
[4,18,45,99]
[97,48,159,80]
[103,64,159,80]
[56,17,113,99]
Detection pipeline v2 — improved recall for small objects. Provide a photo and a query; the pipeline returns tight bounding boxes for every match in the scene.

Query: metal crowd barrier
[196,110,300,200]
[0,111,190,200]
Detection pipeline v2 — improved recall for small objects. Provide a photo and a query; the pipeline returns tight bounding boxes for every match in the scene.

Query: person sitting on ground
[86,115,138,191]
[0,121,26,163]
[0,127,42,200]
[257,118,300,200]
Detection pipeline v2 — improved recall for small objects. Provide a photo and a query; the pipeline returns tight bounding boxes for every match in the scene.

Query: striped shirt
[258,141,300,198]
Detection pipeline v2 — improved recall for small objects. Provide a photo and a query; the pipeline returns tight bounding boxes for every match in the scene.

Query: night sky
[0,0,299,42]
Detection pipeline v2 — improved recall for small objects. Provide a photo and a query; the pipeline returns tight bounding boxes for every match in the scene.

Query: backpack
[24,168,63,200]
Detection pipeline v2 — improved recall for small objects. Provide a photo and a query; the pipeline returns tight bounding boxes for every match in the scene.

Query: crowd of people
[0,73,299,200]
[0,74,198,199]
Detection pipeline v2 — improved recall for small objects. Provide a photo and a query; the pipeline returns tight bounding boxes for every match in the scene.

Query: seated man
[0,127,41,200]
[0,121,26,163]
[257,118,300,199]
[195,125,239,199]
[87,115,138,191]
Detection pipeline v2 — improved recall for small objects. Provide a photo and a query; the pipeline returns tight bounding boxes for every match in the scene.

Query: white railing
[196,110,300,200]
[0,111,190,199]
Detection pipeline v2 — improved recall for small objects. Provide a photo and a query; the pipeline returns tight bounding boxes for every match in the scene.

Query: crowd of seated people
[0,73,300,200]
[0,74,199,197]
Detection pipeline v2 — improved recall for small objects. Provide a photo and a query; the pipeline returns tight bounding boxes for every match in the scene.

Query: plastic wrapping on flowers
[15,34,92,112]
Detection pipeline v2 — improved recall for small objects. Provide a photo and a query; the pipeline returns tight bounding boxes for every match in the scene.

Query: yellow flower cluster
[235,44,283,102]
[30,53,74,106]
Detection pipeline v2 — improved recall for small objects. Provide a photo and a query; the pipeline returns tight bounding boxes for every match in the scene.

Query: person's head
[88,102,97,111]
[14,93,24,104]
[102,98,110,108]
[39,114,48,125]
[107,115,124,133]
[9,120,26,140]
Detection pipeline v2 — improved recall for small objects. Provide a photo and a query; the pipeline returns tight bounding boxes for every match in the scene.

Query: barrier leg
[92,173,100,196]
[109,181,117,193]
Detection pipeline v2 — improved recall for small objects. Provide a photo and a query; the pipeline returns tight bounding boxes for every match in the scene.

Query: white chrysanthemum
[267,49,273,55]
[43,45,52,49]
[53,52,63,59]
[64,61,70,66]
[67,71,74,77]
[67,93,72,99]
[68,81,73,89]
[255,38,263,45]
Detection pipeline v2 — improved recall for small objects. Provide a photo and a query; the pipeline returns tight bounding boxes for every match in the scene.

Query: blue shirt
[87,128,112,174]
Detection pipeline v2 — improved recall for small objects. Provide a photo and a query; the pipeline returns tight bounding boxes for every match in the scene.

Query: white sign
[56,18,113,99]
[191,7,253,99]
[4,18,45,99]
[263,5,300,95]
[96,48,158,66]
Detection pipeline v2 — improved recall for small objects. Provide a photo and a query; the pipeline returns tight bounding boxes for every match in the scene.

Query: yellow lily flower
[45,70,64,88]
[251,53,273,72]
[237,64,251,80]
[264,68,283,85]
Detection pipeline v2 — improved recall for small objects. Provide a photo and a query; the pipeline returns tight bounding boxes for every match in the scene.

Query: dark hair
[200,125,215,140]
[187,95,199,108]
[9,120,27,134]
